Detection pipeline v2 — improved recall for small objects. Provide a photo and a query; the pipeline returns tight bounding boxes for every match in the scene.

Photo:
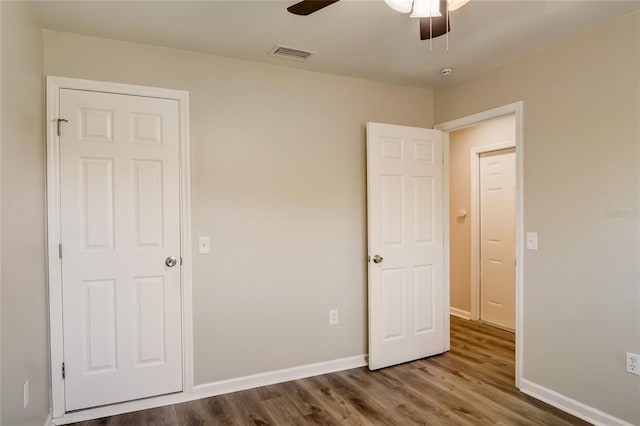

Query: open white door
[367,122,445,370]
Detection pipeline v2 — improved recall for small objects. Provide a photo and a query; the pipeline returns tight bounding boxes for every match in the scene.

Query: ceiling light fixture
[409,0,441,18]
[287,0,471,43]
[383,0,413,14]
[384,0,469,17]
[448,0,470,12]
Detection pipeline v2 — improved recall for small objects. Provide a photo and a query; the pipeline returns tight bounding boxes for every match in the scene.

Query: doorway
[436,102,523,388]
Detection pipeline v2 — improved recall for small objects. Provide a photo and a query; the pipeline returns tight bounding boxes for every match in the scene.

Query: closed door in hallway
[479,148,516,330]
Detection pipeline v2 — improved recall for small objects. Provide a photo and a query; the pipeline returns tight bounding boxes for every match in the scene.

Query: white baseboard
[44,413,53,426]
[520,379,634,426]
[52,392,196,425]
[450,307,471,320]
[52,354,367,425]
[192,354,367,398]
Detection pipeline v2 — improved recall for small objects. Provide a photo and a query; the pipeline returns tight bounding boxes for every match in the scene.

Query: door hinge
[58,243,62,259]
[56,118,68,137]
[62,362,65,380]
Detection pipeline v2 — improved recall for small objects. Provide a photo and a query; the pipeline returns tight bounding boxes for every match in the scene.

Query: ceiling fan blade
[419,1,451,40]
[287,0,340,16]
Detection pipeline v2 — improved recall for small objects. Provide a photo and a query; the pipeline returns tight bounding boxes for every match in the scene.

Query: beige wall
[0,2,49,426]
[43,30,435,384]
[449,114,515,314]
[437,12,640,424]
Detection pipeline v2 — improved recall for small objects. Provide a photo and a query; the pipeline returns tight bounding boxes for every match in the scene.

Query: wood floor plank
[412,363,536,425]
[70,317,588,426]
[279,379,333,418]
[174,398,221,425]
[373,368,474,426]
[223,388,274,425]
[261,396,308,425]
[297,375,370,425]
[321,372,404,424]
[201,394,237,425]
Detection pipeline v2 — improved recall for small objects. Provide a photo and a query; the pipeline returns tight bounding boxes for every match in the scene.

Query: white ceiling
[32,0,640,88]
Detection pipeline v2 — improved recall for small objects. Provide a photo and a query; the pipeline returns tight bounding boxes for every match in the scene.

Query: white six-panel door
[480,148,516,330]
[367,122,445,370]
[59,89,183,411]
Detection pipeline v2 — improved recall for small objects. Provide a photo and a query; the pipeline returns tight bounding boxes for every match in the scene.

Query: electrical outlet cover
[627,352,640,376]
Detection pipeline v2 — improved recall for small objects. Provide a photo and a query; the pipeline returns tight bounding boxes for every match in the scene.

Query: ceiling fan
[287,0,470,40]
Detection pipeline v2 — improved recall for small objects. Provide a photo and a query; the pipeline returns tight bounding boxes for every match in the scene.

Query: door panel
[81,158,115,249]
[136,276,167,365]
[84,279,117,372]
[60,89,182,411]
[480,148,516,330]
[381,175,404,245]
[367,123,445,370]
[414,177,433,242]
[134,160,164,247]
[414,265,434,333]
[381,268,404,340]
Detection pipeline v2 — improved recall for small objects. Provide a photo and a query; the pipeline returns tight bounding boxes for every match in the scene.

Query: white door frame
[46,76,193,419]
[435,101,524,388]
[470,143,515,323]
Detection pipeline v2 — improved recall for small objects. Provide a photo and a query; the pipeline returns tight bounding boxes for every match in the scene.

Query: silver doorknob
[165,256,178,267]
[373,254,384,264]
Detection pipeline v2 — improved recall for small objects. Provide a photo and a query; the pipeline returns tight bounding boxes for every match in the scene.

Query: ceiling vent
[268,45,316,62]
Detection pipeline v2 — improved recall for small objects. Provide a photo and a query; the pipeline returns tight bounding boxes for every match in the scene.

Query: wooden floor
[72,317,588,425]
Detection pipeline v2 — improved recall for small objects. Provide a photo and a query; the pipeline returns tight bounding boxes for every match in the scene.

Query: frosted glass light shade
[383,0,413,14]
[410,0,442,18]
[448,0,470,11]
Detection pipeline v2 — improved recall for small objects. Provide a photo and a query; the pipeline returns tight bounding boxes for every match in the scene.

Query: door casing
[46,76,193,418]
[435,101,524,388]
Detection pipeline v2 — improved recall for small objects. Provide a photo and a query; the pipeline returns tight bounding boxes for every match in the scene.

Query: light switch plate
[329,309,339,326]
[526,232,538,250]
[198,236,210,254]
[23,380,29,408]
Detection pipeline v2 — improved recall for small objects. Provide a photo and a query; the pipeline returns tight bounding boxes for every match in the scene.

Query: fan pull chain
[429,15,433,50]
[446,1,450,52]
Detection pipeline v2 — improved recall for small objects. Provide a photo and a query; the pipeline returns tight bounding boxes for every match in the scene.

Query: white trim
[469,140,515,321]
[435,101,524,389]
[442,132,451,352]
[52,392,198,425]
[520,379,635,426]
[449,307,471,320]
[192,354,367,398]
[435,103,521,133]
[44,413,53,426]
[46,77,65,418]
[46,76,193,419]
[52,355,367,425]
